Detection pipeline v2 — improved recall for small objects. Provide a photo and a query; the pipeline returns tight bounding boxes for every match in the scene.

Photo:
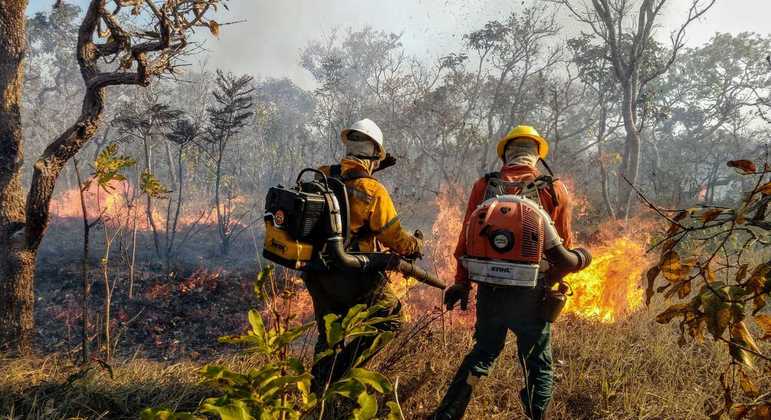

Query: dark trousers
[434,283,553,420]
[303,270,402,393]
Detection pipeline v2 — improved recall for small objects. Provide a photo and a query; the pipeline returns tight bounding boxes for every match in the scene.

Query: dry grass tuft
[1,304,768,419]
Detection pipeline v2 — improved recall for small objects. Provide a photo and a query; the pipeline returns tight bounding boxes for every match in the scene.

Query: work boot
[520,388,547,420]
[430,372,479,420]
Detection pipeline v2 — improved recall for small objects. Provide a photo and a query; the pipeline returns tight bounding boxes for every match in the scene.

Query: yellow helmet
[496,125,549,160]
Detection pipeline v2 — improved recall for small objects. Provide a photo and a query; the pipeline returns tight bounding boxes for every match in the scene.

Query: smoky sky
[27,0,771,88]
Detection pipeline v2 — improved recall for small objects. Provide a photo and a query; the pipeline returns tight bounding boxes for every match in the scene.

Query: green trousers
[434,283,553,420]
[303,270,402,394]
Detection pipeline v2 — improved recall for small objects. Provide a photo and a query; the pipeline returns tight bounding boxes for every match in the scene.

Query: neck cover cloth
[345,138,381,174]
[504,138,539,167]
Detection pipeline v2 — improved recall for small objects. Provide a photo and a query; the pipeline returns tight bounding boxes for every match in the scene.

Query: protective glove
[444,283,470,311]
[403,230,424,261]
[374,153,397,173]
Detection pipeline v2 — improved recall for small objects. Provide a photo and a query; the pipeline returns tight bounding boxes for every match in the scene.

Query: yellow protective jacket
[320,159,422,256]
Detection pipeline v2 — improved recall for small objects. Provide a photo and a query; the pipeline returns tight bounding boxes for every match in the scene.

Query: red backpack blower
[461,194,591,321]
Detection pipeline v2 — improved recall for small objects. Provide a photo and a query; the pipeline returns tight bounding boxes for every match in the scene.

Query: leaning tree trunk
[1,1,108,353]
[0,0,33,354]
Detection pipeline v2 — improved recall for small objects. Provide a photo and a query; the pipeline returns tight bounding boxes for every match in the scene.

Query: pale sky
[27,0,771,88]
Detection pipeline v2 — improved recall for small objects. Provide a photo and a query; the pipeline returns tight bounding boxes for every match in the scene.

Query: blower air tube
[326,237,446,289]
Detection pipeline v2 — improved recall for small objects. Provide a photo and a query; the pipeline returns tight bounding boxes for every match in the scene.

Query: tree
[0,0,225,354]
[644,157,770,418]
[162,116,202,268]
[205,70,255,256]
[555,0,716,218]
[648,33,771,207]
[113,92,184,258]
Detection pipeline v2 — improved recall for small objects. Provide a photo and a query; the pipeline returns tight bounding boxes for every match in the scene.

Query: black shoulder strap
[340,170,373,182]
[328,164,373,182]
[329,164,342,178]
[484,171,501,181]
[483,171,560,207]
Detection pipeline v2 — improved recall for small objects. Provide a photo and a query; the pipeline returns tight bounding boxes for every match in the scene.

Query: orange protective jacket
[454,164,574,285]
[320,159,422,256]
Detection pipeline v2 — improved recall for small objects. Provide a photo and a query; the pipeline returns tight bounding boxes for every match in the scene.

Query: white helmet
[341,118,385,160]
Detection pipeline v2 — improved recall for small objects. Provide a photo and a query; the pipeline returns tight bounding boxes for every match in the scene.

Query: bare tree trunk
[596,103,616,220]
[142,136,162,258]
[617,83,641,219]
[166,145,185,268]
[74,160,92,362]
[0,0,33,354]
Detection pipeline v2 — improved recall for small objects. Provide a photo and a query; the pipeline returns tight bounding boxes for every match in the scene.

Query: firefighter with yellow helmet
[305,118,423,392]
[432,125,575,420]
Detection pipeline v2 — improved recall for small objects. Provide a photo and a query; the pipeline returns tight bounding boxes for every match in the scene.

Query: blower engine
[263,168,445,290]
[461,195,591,288]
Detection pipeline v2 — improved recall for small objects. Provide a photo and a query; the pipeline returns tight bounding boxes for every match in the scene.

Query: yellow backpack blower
[263,168,445,290]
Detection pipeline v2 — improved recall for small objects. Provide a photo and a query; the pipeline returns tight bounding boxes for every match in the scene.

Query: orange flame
[562,223,652,322]
[50,181,248,230]
[426,183,652,324]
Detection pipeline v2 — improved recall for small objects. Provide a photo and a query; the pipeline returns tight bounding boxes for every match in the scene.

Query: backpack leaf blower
[460,194,591,321]
[263,168,445,290]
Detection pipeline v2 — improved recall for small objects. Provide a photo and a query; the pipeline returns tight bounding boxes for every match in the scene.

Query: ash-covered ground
[34,217,265,361]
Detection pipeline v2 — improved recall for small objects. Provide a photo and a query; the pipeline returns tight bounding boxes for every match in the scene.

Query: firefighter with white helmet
[305,118,423,392]
[432,125,579,420]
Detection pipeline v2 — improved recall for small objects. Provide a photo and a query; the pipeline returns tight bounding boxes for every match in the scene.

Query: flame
[50,181,248,230]
[422,184,476,325]
[562,222,652,322]
[426,183,653,324]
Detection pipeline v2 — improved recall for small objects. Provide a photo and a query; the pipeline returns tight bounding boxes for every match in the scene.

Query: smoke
[202,0,768,88]
[26,0,771,89]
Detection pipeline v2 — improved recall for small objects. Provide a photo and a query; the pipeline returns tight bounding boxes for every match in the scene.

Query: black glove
[444,283,470,311]
[374,153,397,172]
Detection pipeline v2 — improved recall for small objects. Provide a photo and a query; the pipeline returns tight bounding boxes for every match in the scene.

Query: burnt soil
[34,218,265,361]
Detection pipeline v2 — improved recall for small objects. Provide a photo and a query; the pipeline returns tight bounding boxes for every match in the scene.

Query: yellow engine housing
[263,222,315,270]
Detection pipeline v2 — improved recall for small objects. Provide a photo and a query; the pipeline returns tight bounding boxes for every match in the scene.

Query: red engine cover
[464,197,544,264]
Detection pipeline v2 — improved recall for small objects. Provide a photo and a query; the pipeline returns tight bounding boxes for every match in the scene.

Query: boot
[430,372,479,420]
[519,388,547,420]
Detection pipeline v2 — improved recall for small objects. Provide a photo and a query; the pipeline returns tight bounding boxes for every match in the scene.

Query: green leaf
[140,170,171,199]
[327,378,365,400]
[91,143,136,191]
[275,322,315,348]
[253,267,272,302]
[140,408,202,420]
[201,397,255,420]
[286,357,305,374]
[349,368,392,394]
[354,331,394,367]
[352,391,377,420]
[323,313,344,347]
[198,365,250,391]
[342,304,369,330]
[386,401,404,420]
[259,373,312,400]
[247,310,268,350]
[313,348,335,365]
